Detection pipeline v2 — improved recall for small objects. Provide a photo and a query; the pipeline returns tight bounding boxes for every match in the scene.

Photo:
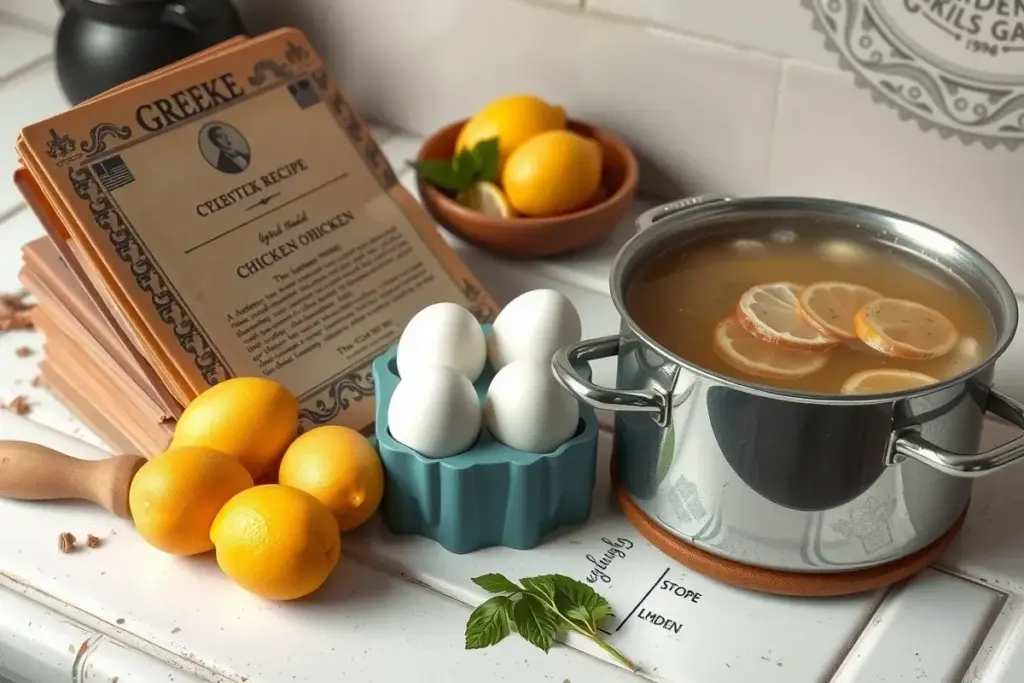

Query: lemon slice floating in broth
[737,282,840,350]
[840,368,939,395]
[798,281,881,341]
[713,317,830,380]
[854,298,959,360]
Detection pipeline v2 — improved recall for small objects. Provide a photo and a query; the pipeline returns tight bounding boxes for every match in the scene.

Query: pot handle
[636,193,735,232]
[552,336,670,424]
[890,389,1024,477]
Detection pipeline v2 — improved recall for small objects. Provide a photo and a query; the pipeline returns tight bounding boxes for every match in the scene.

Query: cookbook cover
[18,27,497,432]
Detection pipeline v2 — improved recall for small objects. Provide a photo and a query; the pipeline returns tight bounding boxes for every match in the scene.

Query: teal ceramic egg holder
[372,324,599,554]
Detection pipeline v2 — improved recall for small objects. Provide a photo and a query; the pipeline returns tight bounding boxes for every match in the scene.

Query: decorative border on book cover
[67,165,230,388]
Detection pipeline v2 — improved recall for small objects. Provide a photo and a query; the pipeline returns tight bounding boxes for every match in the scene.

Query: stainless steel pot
[552,195,1024,572]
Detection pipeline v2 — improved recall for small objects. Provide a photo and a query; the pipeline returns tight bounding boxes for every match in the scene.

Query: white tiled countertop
[1,15,1024,683]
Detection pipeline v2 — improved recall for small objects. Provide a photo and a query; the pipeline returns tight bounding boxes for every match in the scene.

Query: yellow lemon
[502,129,603,217]
[278,426,384,532]
[171,377,299,480]
[456,181,516,218]
[455,94,566,168]
[128,446,254,556]
[211,484,341,601]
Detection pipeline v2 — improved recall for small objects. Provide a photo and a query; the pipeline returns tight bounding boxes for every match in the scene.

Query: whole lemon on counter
[502,129,603,217]
[129,446,254,556]
[278,426,385,532]
[171,377,300,480]
[210,484,341,601]
[455,94,567,168]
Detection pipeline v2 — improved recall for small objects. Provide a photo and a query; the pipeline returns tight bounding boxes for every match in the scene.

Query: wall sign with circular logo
[804,0,1024,150]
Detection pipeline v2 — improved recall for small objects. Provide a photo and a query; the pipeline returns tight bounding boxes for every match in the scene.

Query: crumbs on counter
[0,291,35,332]
[30,375,44,388]
[59,533,104,553]
[58,532,77,554]
[3,395,31,416]
[15,346,33,358]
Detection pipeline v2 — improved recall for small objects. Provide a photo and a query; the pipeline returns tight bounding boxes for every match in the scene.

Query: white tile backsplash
[587,0,836,67]
[238,0,782,197]
[0,23,49,81]
[0,1,60,30]
[769,61,1024,292]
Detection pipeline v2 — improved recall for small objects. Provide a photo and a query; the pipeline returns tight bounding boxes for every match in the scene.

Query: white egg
[483,360,580,453]
[388,366,482,459]
[488,289,582,371]
[396,302,486,381]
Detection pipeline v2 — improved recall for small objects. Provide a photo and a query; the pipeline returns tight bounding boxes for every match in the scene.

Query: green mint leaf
[452,148,480,187]
[463,573,637,673]
[465,595,513,650]
[472,573,521,595]
[512,594,558,653]
[410,159,465,191]
[565,605,593,625]
[590,602,614,624]
[549,575,615,626]
[470,137,500,182]
[520,576,557,603]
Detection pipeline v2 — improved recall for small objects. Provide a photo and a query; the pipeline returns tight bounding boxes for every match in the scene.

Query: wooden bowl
[415,118,639,259]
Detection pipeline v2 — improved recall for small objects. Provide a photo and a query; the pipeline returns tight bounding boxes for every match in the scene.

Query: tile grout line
[581,4,828,66]
[513,0,834,67]
[764,60,787,191]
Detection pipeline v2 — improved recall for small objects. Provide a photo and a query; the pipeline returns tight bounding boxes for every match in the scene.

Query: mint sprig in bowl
[411,137,501,194]
[411,118,639,259]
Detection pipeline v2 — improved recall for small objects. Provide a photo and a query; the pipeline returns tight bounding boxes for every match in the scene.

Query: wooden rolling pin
[0,441,145,519]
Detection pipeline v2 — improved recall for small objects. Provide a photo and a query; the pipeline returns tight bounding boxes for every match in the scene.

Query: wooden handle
[0,441,145,519]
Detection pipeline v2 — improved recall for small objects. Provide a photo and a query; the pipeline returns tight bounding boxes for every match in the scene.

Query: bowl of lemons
[412,94,639,258]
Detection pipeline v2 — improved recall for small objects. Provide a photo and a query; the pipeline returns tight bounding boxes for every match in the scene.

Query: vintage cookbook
[14,35,253,418]
[16,27,497,438]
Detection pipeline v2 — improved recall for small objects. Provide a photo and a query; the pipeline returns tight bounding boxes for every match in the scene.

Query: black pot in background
[54,0,247,105]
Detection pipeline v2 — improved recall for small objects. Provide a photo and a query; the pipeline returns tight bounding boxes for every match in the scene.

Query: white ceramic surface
[586,0,836,66]
[0,64,66,218]
[0,411,638,683]
[830,570,1003,682]
[0,22,49,81]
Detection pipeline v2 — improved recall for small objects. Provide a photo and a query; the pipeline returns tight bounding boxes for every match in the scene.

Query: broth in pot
[626,228,996,395]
